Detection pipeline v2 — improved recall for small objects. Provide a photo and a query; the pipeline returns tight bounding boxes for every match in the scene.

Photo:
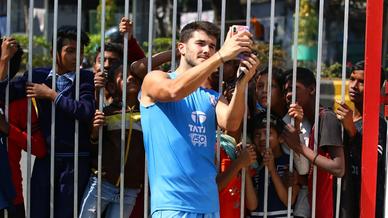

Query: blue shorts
[152,210,220,218]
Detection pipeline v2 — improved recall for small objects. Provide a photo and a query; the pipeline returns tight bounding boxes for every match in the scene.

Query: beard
[185,56,199,67]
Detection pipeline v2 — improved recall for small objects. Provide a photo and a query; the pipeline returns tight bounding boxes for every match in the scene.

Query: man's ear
[177,42,185,56]
[55,50,63,68]
[279,134,285,144]
[308,85,316,96]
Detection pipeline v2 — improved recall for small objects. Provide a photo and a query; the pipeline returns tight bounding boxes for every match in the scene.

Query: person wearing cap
[140,21,258,217]
[253,66,310,217]
[336,61,386,218]
[249,113,300,217]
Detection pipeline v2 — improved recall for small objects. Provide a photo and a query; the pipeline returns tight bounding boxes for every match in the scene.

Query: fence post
[360,0,384,217]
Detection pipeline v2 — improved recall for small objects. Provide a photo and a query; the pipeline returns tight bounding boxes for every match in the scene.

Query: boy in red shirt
[217,134,258,217]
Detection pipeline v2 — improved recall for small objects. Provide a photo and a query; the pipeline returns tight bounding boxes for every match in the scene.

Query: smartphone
[231,25,251,82]
[231,25,250,61]
[231,25,249,36]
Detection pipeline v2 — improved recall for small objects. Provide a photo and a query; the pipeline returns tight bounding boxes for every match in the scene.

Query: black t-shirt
[340,116,387,218]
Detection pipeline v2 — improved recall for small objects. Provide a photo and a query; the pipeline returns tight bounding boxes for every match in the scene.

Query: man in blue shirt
[140,21,259,217]
[0,26,95,218]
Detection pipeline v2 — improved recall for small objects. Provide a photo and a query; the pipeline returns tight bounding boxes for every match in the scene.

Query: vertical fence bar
[360,0,384,216]
[73,0,82,217]
[383,10,388,70]
[311,1,325,218]
[132,0,137,37]
[119,0,127,216]
[239,1,251,217]
[26,0,34,217]
[216,0,226,174]
[50,0,58,217]
[144,1,154,217]
[197,0,202,21]
[288,0,300,217]
[4,0,11,217]
[5,0,11,123]
[5,0,11,37]
[43,0,49,50]
[385,120,388,218]
[263,0,276,217]
[336,1,349,217]
[97,0,106,217]
[170,0,178,70]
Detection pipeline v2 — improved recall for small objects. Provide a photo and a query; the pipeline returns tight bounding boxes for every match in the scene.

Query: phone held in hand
[231,25,251,82]
[231,25,250,61]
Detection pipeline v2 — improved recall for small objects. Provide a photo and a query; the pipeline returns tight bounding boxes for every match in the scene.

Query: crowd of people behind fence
[0,17,386,218]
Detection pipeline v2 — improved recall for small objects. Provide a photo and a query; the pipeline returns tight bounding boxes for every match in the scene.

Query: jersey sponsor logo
[189,111,207,147]
[189,133,208,147]
[191,111,207,124]
[209,94,217,107]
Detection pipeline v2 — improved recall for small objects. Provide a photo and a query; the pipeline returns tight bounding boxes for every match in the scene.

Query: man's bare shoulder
[141,70,171,106]
[144,70,170,79]
[143,70,171,88]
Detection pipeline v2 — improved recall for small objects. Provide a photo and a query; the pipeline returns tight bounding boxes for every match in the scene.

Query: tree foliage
[298,0,318,46]
[96,0,118,31]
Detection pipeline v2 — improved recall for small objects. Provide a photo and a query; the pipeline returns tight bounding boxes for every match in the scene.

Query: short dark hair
[249,112,283,140]
[255,67,285,92]
[107,31,123,44]
[284,67,316,88]
[95,42,123,62]
[351,60,385,87]
[0,38,24,79]
[55,25,90,53]
[179,21,220,43]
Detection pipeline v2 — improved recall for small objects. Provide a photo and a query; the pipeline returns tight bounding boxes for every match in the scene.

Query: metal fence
[1,0,386,218]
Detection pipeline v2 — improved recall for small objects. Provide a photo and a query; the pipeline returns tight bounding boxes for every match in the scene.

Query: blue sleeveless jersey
[140,72,220,214]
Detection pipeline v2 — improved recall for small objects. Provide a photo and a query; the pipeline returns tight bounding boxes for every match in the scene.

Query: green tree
[96,0,118,31]
[298,0,318,46]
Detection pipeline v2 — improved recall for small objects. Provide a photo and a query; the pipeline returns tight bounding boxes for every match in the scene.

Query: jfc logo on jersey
[191,111,207,124]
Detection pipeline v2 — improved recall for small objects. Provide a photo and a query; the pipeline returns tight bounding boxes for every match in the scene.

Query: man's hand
[119,17,133,39]
[90,110,105,141]
[236,143,257,168]
[282,169,298,187]
[92,110,105,128]
[26,82,57,101]
[288,103,304,131]
[335,100,356,137]
[237,53,260,84]
[1,37,18,62]
[281,124,304,154]
[218,28,253,62]
[94,70,106,90]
